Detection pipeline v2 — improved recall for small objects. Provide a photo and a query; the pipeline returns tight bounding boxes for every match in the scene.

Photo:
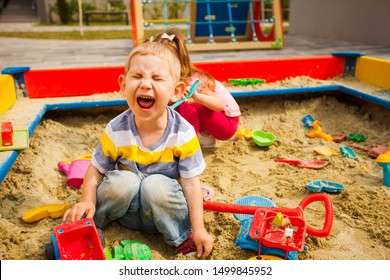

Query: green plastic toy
[228,78,266,86]
[107,240,152,260]
[348,133,366,142]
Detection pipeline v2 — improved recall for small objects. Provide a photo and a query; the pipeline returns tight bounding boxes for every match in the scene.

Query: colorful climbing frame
[130,0,284,51]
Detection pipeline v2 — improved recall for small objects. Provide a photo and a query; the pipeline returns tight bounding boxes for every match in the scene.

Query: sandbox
[0,53,389,260]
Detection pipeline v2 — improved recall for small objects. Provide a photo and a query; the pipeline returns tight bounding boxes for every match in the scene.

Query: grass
[0,30,133,40]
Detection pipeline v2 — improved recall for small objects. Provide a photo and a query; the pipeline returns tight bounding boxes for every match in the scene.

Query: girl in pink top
[152,30,241,146]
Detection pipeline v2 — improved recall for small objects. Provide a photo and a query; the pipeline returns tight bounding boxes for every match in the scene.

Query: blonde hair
[124,41,181,82]
[152,29,216,90]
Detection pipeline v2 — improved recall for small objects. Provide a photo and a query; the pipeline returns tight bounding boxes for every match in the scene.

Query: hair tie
[161,33,175,41]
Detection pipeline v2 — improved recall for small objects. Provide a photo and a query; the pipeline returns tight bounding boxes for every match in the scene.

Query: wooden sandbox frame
[1,53,390,184]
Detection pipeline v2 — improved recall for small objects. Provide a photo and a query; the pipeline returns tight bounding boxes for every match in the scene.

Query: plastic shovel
[274,159,329,169]
[170,79,200,109]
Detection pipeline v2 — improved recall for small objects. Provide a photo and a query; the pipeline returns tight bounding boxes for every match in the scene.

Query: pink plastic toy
[202,185,215,201]
[58,155,91,189]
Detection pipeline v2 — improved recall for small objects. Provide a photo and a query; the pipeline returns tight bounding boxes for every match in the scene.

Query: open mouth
[137,96,155,109]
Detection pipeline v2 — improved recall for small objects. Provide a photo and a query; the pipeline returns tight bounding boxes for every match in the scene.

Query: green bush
[110,1,127,11]
[51,0,96,23]
[56,0,72,24]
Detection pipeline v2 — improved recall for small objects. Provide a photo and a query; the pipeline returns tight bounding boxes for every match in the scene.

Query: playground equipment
[131,0,284,51]
[45,218,106,260]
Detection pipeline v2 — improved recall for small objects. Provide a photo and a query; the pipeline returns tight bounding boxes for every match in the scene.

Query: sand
[0,79,389,260]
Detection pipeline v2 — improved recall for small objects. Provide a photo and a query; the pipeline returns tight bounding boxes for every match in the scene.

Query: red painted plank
[25,66,124,98]
[194,56,345,82]
[23,56,345,98]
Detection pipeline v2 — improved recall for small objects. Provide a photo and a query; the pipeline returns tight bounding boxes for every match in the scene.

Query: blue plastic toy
[234,195,298,260]
[302,114,315,128]
[307,180,345,193]
[339,146,358,160]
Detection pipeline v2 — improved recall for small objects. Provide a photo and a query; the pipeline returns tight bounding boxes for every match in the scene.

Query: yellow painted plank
[0,74,16,115]
[356,56,390,88]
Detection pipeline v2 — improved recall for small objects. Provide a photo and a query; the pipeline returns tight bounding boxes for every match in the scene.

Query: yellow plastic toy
[272,211,291,227]
[236,128,252,140]
[22,204,72,223]
[306,120,333,141]
[314,146,340,156]
[272,212,284,226]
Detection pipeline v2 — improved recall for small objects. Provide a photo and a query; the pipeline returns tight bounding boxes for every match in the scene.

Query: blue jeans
[93,170,192,246]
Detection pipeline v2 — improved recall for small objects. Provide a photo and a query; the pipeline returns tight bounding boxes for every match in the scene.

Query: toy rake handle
[203,193,333,238]
[298,193,333,237]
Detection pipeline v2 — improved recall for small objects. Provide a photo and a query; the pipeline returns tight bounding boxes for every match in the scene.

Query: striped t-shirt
[92,107,206,180]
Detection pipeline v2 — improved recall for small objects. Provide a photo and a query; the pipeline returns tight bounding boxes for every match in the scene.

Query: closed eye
[152,75,164,81]
[131,74,142,79]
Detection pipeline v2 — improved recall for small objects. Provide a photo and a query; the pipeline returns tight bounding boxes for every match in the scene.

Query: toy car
[45,218,105,260]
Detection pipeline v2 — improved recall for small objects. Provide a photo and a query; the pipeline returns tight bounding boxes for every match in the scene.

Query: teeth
[140,96,154,100]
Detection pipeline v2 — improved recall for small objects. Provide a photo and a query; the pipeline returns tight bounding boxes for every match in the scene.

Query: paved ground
[1,23,390,70]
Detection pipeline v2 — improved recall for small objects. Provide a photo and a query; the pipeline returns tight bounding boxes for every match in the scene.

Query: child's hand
[63,199,95,223]
[193,228,214,259]
[184,86,213,104]
[182,86,198,104]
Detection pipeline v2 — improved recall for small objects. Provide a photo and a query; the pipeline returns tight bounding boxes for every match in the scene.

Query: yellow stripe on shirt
[100,130,118,159]
[117,135,201,165]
